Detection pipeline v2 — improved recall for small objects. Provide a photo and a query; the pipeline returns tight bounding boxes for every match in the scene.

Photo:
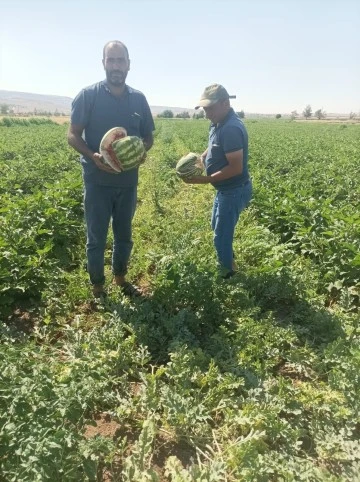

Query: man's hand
[92,152,121,173]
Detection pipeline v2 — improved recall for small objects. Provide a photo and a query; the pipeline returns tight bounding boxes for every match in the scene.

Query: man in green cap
[184,84,252,278]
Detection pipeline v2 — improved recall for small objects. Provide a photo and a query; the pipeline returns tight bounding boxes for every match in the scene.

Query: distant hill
[0,90,196,117]
[1,90,354,120]
[0,90,73,115]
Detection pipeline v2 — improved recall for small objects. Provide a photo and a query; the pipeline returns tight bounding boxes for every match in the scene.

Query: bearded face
[102,44,130,87]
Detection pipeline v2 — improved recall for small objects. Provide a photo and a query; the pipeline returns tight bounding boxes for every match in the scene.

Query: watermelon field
[0,117,359,481]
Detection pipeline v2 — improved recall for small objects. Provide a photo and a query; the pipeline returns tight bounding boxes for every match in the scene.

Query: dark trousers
[84,183,137,285]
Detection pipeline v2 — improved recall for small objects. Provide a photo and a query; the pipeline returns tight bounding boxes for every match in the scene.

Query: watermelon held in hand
[176,153,203,179]
[112,136,146,171]
[99,127,127,172]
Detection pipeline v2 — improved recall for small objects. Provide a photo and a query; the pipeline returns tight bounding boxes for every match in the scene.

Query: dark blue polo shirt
[71,81,155,186]
[205,108,249,190]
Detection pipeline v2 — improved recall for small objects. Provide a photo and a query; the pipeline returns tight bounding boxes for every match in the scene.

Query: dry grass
[0,115,70,124]
[295,118,360,124]
[49,115,70,124]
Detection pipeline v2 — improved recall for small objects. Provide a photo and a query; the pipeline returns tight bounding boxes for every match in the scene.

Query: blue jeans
[84,183,137,285]
[211,181,252,274]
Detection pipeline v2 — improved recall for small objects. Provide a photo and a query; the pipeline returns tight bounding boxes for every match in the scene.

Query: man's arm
[67,123,116,173]
[200,148,208,168]
[142,133,154,151]
[140,94,155,157]
[138,132,154,164]
[184,149,243,185]
[67,123,93,159]
[210,149,243,182]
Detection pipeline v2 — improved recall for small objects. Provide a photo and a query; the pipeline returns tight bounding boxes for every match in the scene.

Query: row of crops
[0,118,359,480]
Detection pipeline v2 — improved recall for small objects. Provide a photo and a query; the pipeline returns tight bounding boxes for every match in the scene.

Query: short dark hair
[103,40,129,60]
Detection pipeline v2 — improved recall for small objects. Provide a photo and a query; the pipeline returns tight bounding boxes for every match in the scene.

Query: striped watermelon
[176,153,203,179]
[99,127,127,172]
[112,136,145,171]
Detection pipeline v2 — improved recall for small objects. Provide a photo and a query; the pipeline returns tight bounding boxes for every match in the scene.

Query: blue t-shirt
[71,81,155,186]
[205,108,249,190]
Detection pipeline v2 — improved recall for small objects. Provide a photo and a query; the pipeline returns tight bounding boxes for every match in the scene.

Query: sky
[1,0,359,114]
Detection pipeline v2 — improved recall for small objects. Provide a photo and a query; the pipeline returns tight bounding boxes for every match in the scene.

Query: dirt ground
[84,412,196,481]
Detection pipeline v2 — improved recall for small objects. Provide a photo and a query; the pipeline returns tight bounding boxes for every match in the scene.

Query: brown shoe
[92,284,107,299]
[114,275,126,286]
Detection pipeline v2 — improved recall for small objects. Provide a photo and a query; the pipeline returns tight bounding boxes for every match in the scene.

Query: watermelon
[99,127,127,172]
[112,136,145,171]
[176,153,203,179]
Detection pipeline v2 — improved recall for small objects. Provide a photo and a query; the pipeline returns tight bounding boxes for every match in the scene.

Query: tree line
[157,109,245,119]
[1,102,358,121]
[157,106,358,120]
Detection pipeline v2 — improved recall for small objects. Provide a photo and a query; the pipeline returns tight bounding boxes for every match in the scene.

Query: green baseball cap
[195,83,236,109]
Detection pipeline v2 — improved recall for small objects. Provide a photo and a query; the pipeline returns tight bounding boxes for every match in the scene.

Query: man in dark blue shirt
[68,40,155,298]
[185,84,252,278]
